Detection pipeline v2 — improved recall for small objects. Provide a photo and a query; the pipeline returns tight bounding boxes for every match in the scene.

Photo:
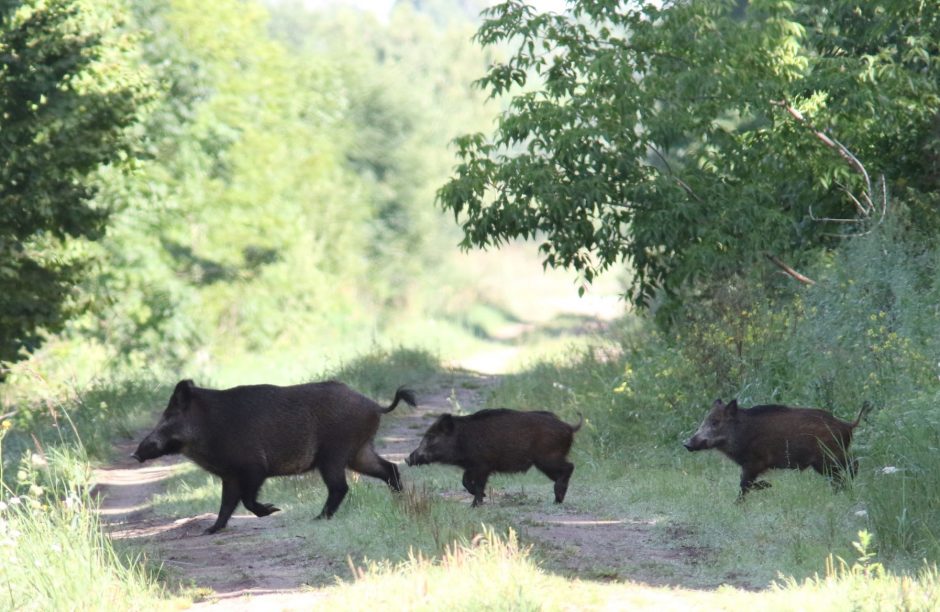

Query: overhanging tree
[0,0,151,368]
[438,0,940,314]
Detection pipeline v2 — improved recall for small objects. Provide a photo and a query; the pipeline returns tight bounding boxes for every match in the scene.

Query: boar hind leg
[350,446,403,492]
[239,469,280,517]
[206,478,241,535]
[316,459,349,520]
[815,457,854,490]
[541,460,575,504]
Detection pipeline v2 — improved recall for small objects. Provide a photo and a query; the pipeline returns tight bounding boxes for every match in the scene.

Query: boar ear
[438,413,455,434]
[173,379,195,406]
[726,399,739,414]
[713,398,724,409]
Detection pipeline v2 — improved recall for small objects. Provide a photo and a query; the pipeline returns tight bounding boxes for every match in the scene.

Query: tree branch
[772,99,888,232]
[765,253,816,285]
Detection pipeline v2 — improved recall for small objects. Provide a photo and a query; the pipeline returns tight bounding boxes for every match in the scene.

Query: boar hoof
[204,525,224,535]
[252,503,281,517]
[752,480,772,490]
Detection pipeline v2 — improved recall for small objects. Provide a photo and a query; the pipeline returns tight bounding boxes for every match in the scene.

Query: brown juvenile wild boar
[133,380,415,534]
[405,409,582,506]
[683,398,871,499]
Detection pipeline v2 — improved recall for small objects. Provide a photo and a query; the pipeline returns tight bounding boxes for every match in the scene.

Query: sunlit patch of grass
[317,526,940,611]
[323,526,555,610]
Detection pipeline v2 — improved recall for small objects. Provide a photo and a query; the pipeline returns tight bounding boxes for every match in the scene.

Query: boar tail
[569,413,584,432]
[850,401,873,428]
[383,386,417,413]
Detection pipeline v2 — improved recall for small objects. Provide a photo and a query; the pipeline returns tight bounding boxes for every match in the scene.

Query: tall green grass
[0,419,170,610]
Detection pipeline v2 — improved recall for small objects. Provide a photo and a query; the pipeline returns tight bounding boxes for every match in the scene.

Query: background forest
[1,0,500,394]
[1,0,939,609]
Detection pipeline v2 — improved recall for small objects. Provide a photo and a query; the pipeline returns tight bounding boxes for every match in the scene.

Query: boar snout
[132,433,171,463]
[405,450,427,466]
[683,436,707,452]
[132,439,158,462]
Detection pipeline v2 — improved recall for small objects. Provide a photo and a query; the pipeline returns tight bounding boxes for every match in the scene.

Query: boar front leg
[461,472,485,498]
[737,467,772,501]
[316,458,350,519]
[464,470,489,507]
[206,478,241,534]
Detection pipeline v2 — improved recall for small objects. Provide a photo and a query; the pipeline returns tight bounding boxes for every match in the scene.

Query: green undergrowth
[322,346,443,400]
[0,376,171,491]
[484,220,940,581]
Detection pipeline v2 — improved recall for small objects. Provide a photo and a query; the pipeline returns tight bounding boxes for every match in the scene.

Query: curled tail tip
[852,401,874,427]
[571,412,584,432]
[397,386,418,407]
[385,386,417,413]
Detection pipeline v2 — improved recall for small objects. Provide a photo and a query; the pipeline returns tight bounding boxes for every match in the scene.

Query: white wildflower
[8,496,20,505]
[881,466,899,475]
[855,510,868,518]
[0,501,7,512]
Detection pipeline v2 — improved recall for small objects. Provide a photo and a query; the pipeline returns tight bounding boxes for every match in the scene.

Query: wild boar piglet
[684,398,871,499]
[406,408,582,506]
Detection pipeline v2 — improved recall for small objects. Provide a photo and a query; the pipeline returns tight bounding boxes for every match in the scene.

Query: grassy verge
[0,413,172,610]
[318,527,940,611]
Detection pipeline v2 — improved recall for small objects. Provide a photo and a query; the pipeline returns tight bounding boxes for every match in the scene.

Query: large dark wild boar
[133,380,415,534]
[683,398,871,499]
[405,409,582,506]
